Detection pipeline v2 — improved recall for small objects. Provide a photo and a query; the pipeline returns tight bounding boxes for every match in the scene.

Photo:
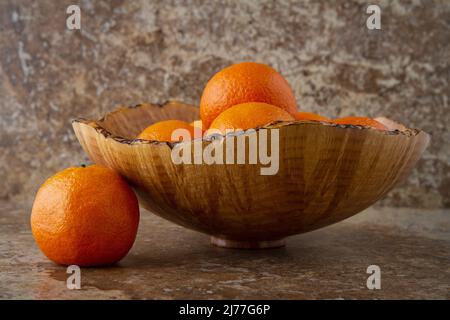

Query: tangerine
[333,117,388,131]
[31,165,140,266]
[200,62,298,128]
[138,120,195,142]
[208,102,295,134]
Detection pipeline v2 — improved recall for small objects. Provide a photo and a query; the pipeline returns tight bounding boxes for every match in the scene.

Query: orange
[295,111,330,122]
[138,120,195,142]
[208,102,295,134]
[333,117,388,131]
[31,165,140,266]
[200,62,298,128]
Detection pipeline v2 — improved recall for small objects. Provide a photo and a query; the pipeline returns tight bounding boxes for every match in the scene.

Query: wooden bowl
[72,101,430,248]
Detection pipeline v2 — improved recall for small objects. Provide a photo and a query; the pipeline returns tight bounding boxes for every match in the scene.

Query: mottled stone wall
[0,0,449,208]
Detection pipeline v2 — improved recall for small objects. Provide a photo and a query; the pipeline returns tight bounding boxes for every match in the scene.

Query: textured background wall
[0,0,449,209]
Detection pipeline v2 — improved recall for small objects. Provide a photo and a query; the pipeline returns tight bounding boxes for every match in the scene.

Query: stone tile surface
[1,201,448,299]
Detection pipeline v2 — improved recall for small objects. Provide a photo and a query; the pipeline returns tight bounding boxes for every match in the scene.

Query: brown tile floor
[1,201,449,299]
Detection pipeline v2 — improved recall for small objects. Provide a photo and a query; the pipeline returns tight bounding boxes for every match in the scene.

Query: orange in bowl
[208,102,295,134]
[295,112,330,122]
[138,120,195,142]
[333,117,388,131]
[200,62,298,128]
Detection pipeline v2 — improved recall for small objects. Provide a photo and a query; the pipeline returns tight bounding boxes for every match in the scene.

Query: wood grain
[73,101,430,248]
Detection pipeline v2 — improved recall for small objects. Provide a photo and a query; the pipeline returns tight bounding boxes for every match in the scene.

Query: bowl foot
[210,237,285,249]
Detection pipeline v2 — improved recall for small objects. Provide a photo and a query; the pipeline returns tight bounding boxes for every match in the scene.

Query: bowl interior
[98,101,199,139]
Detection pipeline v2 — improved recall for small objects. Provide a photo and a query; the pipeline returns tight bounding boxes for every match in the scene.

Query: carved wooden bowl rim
[72,100,428,148]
